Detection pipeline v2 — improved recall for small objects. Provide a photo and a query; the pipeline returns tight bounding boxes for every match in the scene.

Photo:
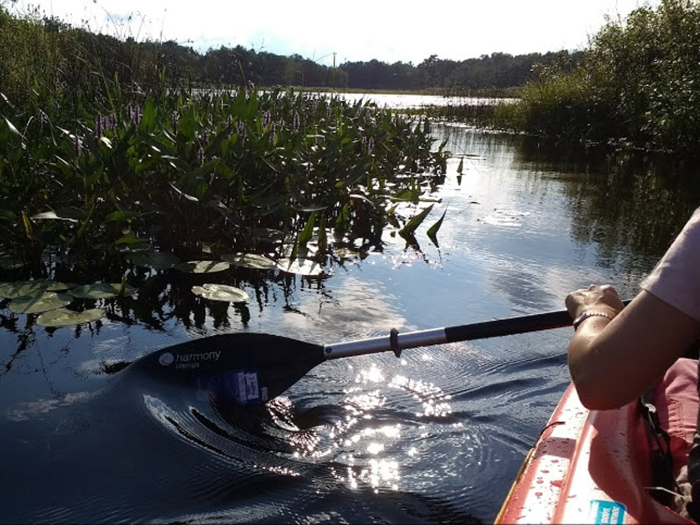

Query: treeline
[495,0,700,156]
[0,2,583,116]
[340,52,583,92]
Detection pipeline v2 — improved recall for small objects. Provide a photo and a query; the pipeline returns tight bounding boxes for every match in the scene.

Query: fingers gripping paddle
[130,302,630,407]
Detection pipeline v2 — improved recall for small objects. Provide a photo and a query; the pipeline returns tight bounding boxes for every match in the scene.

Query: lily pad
[0,281,49,299]
[175,261,230,274]
[37,308,104,327]
[46,282,79,292]
[221,253,276,270]
[275,258,324,276]
[68,283,137,299]
[9,292,73,314]
[191,283,250,303]
[128,251,180,270]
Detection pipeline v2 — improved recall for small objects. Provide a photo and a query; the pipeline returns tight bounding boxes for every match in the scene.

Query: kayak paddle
[129,302,630,407]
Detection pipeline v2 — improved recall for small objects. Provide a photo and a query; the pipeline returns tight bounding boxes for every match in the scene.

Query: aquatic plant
[0,87,448,279]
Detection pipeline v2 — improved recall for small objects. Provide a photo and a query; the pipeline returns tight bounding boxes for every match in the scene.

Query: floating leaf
[221,253,276,270]
[68,283,137,299]
[175,260,230,274]
[9,292,73,314]
[37,308,104,327]
[427,208,447,247]
[276,258,324,276]
[46,282,79,292]
[0,281,49,299]
[191,283,249,303]
[399,204,434,238]
[129,251,180,270]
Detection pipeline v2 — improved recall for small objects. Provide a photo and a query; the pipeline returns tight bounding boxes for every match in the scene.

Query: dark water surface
[3,124,700,524]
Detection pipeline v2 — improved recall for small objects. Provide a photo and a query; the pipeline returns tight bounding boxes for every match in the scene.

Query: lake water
[2,116,700,523]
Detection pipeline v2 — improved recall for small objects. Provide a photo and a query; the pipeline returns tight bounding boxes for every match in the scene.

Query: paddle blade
[128,333,325,406]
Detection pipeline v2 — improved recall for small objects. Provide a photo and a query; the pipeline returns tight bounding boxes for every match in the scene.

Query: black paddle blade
[127,333,325,406]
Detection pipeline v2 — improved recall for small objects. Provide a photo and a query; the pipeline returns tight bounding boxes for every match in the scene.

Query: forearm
[567,291,700,410]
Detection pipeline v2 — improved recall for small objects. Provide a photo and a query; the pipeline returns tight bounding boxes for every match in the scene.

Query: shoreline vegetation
[458,0,700,158]
[0,2,454,286]
[2,0,699,283]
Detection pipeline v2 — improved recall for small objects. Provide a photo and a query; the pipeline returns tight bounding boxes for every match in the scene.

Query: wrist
[572,310,616,330]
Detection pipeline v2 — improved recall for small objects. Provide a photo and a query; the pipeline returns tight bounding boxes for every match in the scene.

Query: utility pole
[332,52,337,88]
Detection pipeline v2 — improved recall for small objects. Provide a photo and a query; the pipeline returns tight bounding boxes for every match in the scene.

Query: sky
[11,0,660,66]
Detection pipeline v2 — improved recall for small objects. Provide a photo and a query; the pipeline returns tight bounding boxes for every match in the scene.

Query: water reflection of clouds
[281,276,406,341]
[6,391,96,421]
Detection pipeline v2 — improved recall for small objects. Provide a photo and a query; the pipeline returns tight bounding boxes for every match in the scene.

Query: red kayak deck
[496,361,698,524]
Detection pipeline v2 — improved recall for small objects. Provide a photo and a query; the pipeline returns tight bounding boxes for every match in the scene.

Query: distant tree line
[339,52,583,92]
[0,2,583,111]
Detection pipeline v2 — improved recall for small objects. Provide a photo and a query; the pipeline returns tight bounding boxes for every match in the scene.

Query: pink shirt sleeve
[641,208,700,322]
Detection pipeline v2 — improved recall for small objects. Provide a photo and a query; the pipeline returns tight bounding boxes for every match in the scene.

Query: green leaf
[275,258,324,276]
[0,210,17,222]
[0,281,48,299]
[46,282,79,292]
[399,204,434,238]
[37,308,104,327]
[104,211,137,223]
[68,283,137,299]
[140,98,158,132]
[220,253,276,270]
[175,260,230,274]
[427,208,447,247]
[191,283,249,303]
[298,211,317,246]
[9,292,73,314]
[2,116,23,140]
[114,235,148,245]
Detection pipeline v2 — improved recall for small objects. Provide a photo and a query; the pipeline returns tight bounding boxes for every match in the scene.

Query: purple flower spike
[292,112,301,133]
[198,147,205,167]
[95,114,103,138]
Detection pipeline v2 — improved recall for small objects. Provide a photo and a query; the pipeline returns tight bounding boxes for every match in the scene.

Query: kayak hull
[496,383,693,524]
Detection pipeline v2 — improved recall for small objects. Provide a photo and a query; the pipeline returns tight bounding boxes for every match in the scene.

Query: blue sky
[11,0,658,66]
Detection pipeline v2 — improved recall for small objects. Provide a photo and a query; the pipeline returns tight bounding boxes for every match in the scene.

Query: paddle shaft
[323,300,632,360]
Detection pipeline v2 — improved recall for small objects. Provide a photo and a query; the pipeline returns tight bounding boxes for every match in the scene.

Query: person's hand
[565,284,625,321]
